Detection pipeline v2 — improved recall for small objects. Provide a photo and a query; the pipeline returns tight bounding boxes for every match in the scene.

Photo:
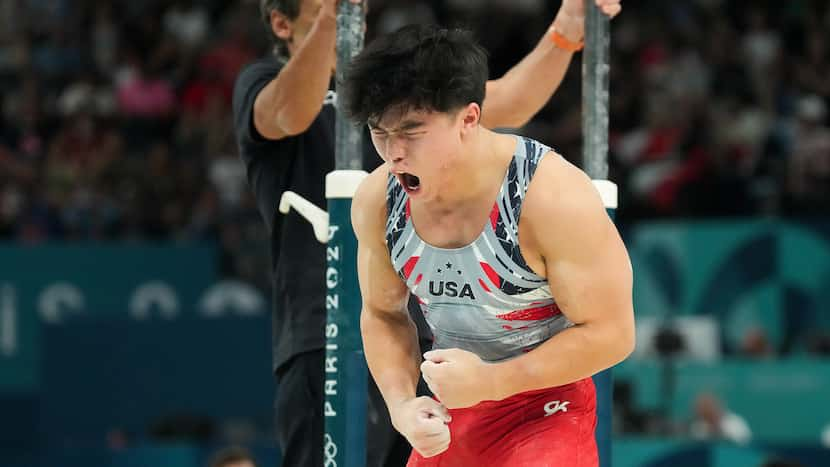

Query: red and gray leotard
[385,136,573,362]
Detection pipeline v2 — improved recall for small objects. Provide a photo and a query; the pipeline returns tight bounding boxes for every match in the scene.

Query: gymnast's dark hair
[339,24,489,126]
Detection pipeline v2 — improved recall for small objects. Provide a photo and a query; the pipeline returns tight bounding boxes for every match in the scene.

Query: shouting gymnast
[343,22,634,466]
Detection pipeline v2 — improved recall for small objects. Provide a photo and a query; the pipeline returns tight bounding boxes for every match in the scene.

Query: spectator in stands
[0,0,829,245]
[209,446,257,467]
[785,94,830,215]
[689,392,753,445]
[739,326,776,359]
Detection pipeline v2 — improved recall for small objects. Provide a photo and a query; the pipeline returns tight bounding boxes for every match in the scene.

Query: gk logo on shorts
[543,400,570,417]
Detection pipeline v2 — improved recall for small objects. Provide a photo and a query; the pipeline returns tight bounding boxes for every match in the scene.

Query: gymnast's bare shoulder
[351,164,390,245]
[519,150,633,336]
[352,164,410,315]
[522,151,609,233]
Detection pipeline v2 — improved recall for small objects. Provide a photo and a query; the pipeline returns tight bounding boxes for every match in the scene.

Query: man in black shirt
[232,0,622,466]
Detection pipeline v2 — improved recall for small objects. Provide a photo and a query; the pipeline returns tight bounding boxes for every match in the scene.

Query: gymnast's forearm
[490,318,634,400]
[360,307,422,408]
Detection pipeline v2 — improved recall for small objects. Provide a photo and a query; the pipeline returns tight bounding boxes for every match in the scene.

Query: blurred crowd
[601,0,830,220]
[437,0,830,220]
[0,0,271,287]
[1,0,829,271]
[2,0,828,453]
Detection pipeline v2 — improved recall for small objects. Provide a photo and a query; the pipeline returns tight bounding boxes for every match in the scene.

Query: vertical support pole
[326,2,367,466]
[582,0,610,181]
[334,1,366,171]
[584,2,613,466]
[324,171,368,467]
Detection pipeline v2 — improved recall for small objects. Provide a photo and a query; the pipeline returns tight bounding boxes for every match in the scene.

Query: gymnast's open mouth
[396,172,421,194]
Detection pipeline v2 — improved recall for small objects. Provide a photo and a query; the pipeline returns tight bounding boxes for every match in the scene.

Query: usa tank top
[385,135,574,362]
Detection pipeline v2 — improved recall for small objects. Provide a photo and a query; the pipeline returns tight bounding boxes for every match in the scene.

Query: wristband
[550,27,584,52]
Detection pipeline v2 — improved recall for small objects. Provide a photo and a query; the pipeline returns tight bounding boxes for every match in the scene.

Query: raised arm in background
[481,0,621,128]
[254,0,361,140]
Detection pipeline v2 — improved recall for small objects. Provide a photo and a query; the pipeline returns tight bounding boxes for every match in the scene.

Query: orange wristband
[549,28,584,52]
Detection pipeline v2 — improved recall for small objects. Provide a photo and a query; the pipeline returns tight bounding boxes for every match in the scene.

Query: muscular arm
[490,156,635,398]
[253,8,338,140]
[352,169,421,409]
[481,0,621,129]
[480,11,580,129]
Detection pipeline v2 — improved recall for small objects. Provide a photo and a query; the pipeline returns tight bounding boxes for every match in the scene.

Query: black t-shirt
[233,57,339,371]
[233,56,430,372]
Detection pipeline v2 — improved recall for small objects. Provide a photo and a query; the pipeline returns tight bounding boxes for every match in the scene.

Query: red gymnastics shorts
[407,377,597,467]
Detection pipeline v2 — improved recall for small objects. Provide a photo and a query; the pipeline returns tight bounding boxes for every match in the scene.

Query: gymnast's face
[369,105,468,201]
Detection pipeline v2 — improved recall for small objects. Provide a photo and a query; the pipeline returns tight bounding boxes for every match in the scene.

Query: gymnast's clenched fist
[388,396,452,458]
[421,348,498,410]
